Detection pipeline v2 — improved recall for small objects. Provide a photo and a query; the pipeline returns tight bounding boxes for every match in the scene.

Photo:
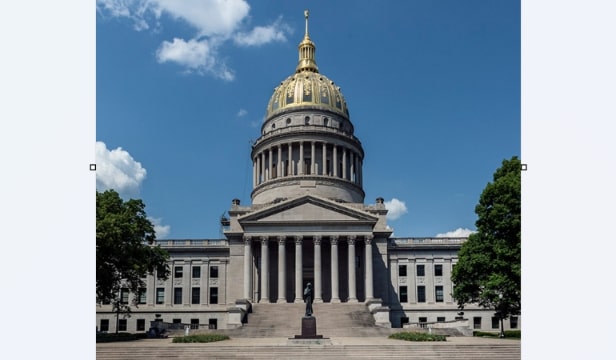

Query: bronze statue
[303,282,313,316]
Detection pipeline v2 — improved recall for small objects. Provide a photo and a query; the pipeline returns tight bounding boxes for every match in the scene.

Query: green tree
[96,190,170,331]
[451,157,521,335]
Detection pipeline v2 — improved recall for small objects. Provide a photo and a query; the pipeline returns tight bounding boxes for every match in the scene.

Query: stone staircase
[215,302,400,338]
[97,342,522,359]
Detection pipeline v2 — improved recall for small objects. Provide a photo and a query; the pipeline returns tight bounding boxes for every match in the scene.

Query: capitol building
[96,12,519,335]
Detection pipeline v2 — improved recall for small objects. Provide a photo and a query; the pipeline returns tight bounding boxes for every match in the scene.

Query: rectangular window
[399,286,408,303]
[416,264,425,277]
[210,287,218,304]
[437,317,445,322]
[399,265,407,277]
[138,288,146,304]
[156,288,164,304]
[473,317,482,329]
[435,286,444,302]
[174,288,182,305]
[210,266,219,278]
[118,319,127,331]
[417,286,426,303]
[100,319,109,332]
[174,266,183,278]
[120,288,129,304]
[192,266,201,278]
[492,317,499,329]
[510,316,518,329]
[190,319,200,330]
[418,317,427,324]
[434,264,443,277]
[192,287,200,304]
[209,318,218,329]
[136,319,145,331]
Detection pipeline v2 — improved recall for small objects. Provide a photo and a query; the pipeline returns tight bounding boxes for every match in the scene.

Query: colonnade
[243,235,374,303]
[252,141,363,187]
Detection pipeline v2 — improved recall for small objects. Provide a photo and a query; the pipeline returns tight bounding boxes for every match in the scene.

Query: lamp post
[498,293,505,338]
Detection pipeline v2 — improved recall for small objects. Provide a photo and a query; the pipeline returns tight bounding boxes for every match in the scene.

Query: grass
[473,330,521,339]
[389,332,447,342]
[172,334,231,343]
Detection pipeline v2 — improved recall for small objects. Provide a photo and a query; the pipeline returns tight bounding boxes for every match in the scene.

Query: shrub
[172,334,230,343]
[389,332,446,342]
[473,330,521,339]
[96,332,146,343]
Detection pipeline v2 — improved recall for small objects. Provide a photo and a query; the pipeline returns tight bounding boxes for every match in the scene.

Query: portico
[242,233,375,304]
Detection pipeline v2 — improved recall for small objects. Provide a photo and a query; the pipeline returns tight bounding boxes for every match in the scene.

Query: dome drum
[252,177,365,205]
[261,109,355,137]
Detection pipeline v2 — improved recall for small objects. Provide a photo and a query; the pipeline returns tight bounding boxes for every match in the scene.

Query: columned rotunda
[225,11,388,307]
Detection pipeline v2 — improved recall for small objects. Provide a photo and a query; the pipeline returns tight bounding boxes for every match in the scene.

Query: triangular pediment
[239,196,377,224]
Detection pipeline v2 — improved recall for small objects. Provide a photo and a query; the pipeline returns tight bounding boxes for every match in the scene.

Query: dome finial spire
[304,9,310,37]
[296,9,319,73]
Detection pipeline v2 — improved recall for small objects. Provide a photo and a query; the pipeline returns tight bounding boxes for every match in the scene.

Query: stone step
[97,344,522,360]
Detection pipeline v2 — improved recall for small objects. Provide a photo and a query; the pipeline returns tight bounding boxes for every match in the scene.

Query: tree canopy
[451,156,521,319]
[96,189,170,308]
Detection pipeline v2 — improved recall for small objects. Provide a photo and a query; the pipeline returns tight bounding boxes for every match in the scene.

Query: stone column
[347,236,358,302]
[350,151,355,183]
[364,235,374,300]
[311,141,316,175]
[288,142,293,176]
[252,157,256,187]
[342,147,347,180]
[258,152,263,184]
[260,237,269,303]
[299,142,304,175]
[333,145,338,177]
[322,142,327,175]
[277,237,286,303]
[268,147,273,181]
[330,236,340,303]
[294,236,303,303]
[243,236,252,300]
[313,236,323,303]
[277,145,282,178]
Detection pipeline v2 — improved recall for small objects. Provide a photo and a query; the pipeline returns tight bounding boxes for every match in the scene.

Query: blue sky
[96,0,520,239]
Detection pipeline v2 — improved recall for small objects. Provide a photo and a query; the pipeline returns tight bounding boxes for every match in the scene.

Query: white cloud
[95,141,147,198]
[156,38,234,80]
[97,0,291,78]
[149,217,171,239]
[233,18,290,46]
[435,228,475,238]
[384,198,408,221]
[237,108,247,117]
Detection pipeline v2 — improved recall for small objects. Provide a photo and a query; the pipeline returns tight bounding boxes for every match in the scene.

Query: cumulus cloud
[95,141,147,198]
[384,198,408,221]
[149,217,171,239]
[237,109,247,117]
[233,18,290,46]
[97,0,291,78]
[435,228,475,238]
[156,38,234,80]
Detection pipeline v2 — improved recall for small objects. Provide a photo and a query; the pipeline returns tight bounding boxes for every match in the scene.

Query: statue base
[288,316,330,345]
[292,316,325,339]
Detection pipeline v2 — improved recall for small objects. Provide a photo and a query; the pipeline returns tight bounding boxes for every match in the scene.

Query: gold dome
[266,72,349,119]
[265,10,349,120]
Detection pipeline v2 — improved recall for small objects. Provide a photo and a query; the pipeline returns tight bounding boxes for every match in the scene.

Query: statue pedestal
[298,316,321,338]
[289,316,330,345]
